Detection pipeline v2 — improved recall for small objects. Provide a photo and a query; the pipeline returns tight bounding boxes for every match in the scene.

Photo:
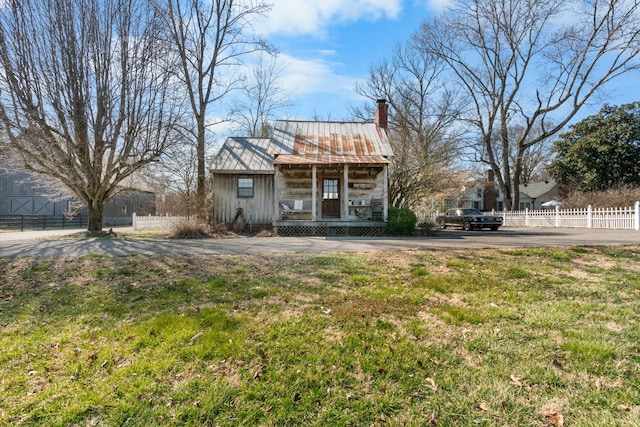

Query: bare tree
[0,0,182,233]
[415,0,640,209]
[158,0,271,219]
[144,141,199,216]
[352,41,466,209]
[488,123,555,184]
[233,52,291,137]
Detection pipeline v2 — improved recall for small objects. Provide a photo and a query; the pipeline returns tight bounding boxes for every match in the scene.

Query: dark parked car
[436,208,503,231]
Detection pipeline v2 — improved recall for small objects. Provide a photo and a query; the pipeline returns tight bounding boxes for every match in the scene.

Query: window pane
[238,178,254,198]
[323,179,338,199]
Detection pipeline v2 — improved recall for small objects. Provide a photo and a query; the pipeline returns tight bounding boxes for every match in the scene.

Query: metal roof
[271,120,393,157]
[211,121,393,172]
[211,137,274,173]
[274,154,389,165]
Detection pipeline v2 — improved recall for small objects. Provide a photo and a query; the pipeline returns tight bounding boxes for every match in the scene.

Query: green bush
[387,207,417,236]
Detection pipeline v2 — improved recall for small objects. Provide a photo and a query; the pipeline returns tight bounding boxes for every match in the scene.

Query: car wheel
[463,221,472,231]
[439,220,447,229]
[490,225,499,231]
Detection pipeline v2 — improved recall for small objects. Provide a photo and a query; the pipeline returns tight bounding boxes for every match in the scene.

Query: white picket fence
[137,202,640,232]
[500,203,640,230]
[132,213,197,231]
[420,202,640,231]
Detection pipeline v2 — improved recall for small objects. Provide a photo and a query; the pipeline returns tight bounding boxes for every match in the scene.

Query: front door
[322,178,340,218]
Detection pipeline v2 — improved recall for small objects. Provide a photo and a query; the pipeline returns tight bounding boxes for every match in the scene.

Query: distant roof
[271,120,393,159]
[520,179,557,199]
[211,137,274,173]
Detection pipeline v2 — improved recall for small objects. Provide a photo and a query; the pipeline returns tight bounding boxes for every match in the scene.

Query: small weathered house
[211,100,394,235]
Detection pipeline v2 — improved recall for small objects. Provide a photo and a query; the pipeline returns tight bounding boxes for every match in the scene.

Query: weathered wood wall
[0,171,155,218]
[212,173,274,224]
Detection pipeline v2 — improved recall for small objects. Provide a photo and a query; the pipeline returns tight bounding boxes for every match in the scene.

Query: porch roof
[271,120,393,157]
[273,154,389,166]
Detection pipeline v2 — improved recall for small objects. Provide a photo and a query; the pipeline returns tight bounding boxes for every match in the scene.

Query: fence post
[555,205,560,227]
[635,201,640,231]
[525,208,529,227]
[587,205,593,229]
[132,212,137,231]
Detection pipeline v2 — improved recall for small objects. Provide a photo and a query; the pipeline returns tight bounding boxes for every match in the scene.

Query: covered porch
[272,155,389,235]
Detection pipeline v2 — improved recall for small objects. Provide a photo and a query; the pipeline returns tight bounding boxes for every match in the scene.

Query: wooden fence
[420,202,640,231]
[132,213,196,231]
[499,202,640,230]
[0,214,87,231]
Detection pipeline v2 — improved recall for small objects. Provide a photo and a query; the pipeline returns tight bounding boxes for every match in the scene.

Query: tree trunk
[86,200,104,234]
[196,115,207,221]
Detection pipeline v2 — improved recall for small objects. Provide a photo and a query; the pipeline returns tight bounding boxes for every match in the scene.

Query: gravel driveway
[1,227,638,258]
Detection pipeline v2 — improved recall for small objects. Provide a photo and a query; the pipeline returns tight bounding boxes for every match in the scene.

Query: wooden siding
[106,190,155,217]
[0,171,154,218]
[274,165,386,221]
[212,174,274,224]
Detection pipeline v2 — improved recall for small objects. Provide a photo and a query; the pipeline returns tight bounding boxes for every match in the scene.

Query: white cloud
[278,53,355,96]
[274,52,364,119]
[425,0,454,13]
[258,0,403,37]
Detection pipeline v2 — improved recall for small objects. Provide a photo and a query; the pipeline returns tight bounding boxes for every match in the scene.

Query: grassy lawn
[1,245,639,426]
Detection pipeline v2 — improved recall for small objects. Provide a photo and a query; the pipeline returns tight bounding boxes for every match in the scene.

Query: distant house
[211,100,394,235]
[0,168,155,224]
[518,179,558,210]
[443,170,558,211]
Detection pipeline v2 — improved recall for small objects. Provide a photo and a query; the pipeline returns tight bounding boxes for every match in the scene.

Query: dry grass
[1,246,639,426]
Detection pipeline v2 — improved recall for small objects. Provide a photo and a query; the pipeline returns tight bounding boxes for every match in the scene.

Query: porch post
[273,165,280,221]
[343,164,349,220]
[383,164,389,221]
[312,165,317,221]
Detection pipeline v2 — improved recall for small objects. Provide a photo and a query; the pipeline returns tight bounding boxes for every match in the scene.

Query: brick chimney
[485,169,495,183]
[483,169,498,210]
[374,99,388,129]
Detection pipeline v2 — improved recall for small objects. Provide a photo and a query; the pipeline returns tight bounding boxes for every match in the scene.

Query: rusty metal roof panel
[274,154,390,165]
[272,120,393,158]
[211,137,274,173]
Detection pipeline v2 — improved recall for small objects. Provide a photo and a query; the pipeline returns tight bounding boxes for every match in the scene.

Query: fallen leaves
[425,377,438,391]
[510,374,523,387]
[475,402,489,411]
[544,411,564,427]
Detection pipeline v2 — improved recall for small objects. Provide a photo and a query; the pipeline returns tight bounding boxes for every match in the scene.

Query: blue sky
[253,0,441,121]
[248,0,640,123]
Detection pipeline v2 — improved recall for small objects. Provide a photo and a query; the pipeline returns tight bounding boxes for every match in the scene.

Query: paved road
[0,227,638,257]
